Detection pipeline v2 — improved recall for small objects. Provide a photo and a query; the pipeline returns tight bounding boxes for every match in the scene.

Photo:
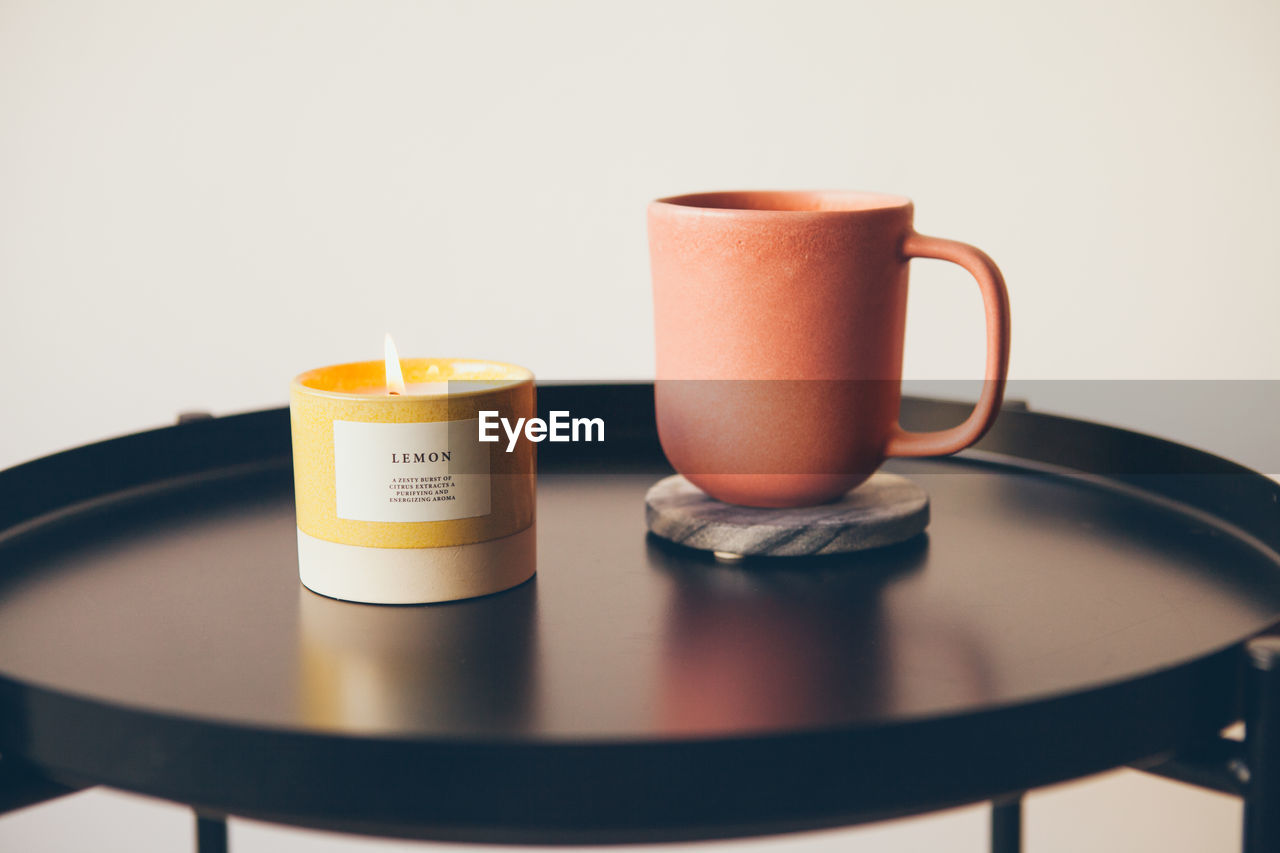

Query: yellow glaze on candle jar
[290,359,535,604]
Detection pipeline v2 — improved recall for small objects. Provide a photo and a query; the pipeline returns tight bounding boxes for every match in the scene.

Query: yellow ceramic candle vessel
[290,358,535,604]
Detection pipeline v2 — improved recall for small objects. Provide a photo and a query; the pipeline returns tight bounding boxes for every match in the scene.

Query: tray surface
[1,385,1278,842]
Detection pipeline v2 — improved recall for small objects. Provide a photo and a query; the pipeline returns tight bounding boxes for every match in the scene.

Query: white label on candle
[332,419,491,523]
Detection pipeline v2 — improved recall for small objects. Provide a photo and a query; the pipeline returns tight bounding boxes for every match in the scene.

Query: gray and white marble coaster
[645,473,929,559]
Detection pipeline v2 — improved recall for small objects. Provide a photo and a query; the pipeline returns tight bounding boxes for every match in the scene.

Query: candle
[290,337,536,604]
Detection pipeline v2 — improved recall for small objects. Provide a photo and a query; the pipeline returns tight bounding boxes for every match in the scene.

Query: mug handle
[884,233,1012,457]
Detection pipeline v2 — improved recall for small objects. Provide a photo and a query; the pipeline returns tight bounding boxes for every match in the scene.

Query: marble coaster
[645,473,929,559]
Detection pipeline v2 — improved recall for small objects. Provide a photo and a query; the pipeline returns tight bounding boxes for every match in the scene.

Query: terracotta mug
[648,190,1010,508]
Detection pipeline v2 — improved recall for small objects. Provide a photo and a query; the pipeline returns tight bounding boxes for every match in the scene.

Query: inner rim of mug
[656,190,911,213]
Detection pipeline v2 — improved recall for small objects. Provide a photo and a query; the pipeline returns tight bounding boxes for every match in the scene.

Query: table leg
[195,811,228,853]
[991,794,1023,853]
[1244,637,1280,853]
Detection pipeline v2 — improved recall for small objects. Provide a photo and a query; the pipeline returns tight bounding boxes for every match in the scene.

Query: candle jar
[290,359,535,604]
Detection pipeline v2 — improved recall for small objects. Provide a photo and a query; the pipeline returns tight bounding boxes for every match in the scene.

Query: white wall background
[1,0,1277,850]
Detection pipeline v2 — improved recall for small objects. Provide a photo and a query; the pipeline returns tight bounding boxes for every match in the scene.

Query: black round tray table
[1,384,1279,853]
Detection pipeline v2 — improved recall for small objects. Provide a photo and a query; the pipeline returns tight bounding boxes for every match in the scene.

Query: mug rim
[652,189,913,214]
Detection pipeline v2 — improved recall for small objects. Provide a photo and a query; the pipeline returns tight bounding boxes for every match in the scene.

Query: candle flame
[384,333,405,395]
